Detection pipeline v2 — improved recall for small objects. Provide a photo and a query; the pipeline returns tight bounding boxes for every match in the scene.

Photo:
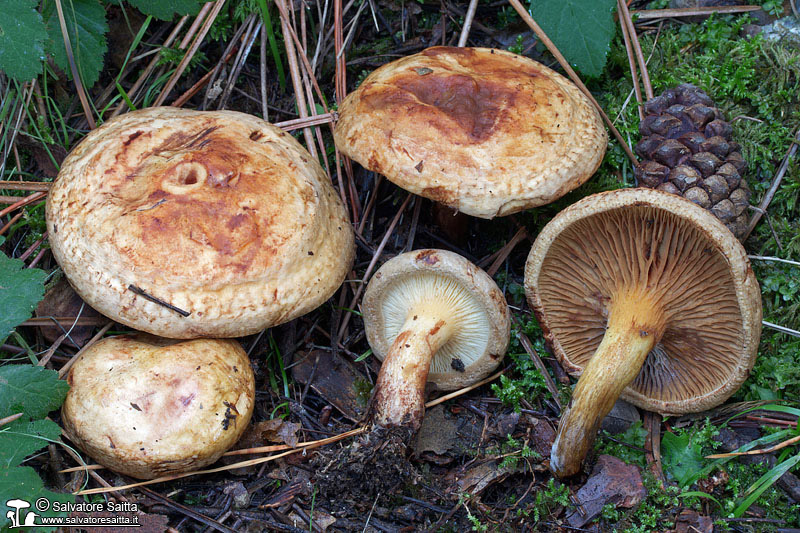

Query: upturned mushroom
[524,188,761,477]
[47,107,354,339]
[362,249,510,430]
[61,335,255,479]
[334,46,607,219]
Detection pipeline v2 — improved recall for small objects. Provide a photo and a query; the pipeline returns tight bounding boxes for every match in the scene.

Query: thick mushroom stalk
[550,290,666,477]
[372,304,455,429]
[526,189,762,480]
[363,249,510,433]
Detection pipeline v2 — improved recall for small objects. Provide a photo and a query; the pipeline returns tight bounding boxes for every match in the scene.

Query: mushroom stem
[550,291,665,477]
[371,308,455,430]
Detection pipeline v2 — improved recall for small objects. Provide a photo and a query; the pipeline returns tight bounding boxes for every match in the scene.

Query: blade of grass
[53,0,96,129]
[256,0,287,91]
[733,452,800,517]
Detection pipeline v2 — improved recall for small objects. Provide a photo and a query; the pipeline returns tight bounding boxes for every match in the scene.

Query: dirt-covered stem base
[551,290,666,477]
[372,305,454,430]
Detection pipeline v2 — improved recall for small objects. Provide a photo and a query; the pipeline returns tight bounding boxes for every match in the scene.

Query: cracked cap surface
[47,107,354,338]
[334,46,607,218]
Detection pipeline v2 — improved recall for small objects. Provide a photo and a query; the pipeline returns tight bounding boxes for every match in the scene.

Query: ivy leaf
[42,0,109,88]
[529,0,617,78]
[661,431,705,487]
[0,466,73,532]
[0,0,48,81]
[126,0,204,21]
[0,365,69,420]
[0,419,62,468]
[0,246,48,344]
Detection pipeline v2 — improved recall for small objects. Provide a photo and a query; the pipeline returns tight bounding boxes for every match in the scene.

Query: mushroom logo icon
[5,499,39,528]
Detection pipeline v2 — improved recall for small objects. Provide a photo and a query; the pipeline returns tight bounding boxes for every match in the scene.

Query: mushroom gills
[550,288,667,477]
[372,272,489,430]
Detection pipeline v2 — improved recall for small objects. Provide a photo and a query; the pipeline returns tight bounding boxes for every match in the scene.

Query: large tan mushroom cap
[525,188,761,415]
[334,46,607,218]
[47,107,354,338]
[61,336,255,479]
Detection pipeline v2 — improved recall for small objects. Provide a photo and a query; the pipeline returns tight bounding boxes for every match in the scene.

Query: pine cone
[634,84,751,238]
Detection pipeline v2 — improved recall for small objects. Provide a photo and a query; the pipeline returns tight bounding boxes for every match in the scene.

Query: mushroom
[362,249,510,430]
[334,46,607,219]
[524,188,761,477]
[61,335,255,479]
[47,107,354,339]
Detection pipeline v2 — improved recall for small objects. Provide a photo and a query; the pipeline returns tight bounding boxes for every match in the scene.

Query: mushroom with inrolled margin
[362,249,510,431]
[334,46,607,219]
[47,107,354,339]
[61,335,255,479]
[524,188,761,478]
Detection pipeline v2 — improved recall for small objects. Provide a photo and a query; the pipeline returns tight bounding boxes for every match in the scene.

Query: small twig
[153,0,226,106]
[514,324,563,414]
[128,285,190,317]
[507,0,638,165]
[276,0,318,158]
[457,0,479,47]
[58,322,114,378]
[618,0,652,99]
[632,5,761,20]
[0,181,52,192]
[171,43,240,107]
[336,194,413,340]
[644,411,666,488]
[54,0,96,129]
[110,15,190,118]
[0,213,23,237]
[486,226,528,277]
[18,232,47,262]
[21,317,107,327]
[425,369,505,409]
[74,427,366,495]
[707,433,800,459]
[0,413,24,428]
[0,191,46,219]
[743,127,800,240]
[748,255,800,268]
[762,320,800,338]
[260,25,269,121]
[618,0,644,122]
[139,487,237,533]
[274,113,335,131]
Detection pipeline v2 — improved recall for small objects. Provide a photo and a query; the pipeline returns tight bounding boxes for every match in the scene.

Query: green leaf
[0,419,62,468]
[0,248,47,344]
[126,0,203,21]
[0,0,48,81]
[42,0,108,88]
[0,366,69,420]
[528,0,617,77]
[661,431,705,487]
[0,466,73,532]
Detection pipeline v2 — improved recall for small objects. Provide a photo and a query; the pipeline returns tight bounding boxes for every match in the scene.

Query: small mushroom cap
[525,188,761,415]
[362,249,510,391]
[61,336,255,479]
[47,107,354,338]
[334,47,607,219]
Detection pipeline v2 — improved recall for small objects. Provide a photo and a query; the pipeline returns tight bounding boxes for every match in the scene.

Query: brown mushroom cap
[525,188,761,415]
[334,47,607,219]
[46,107,354,338]
[61,336,255,479]
[362,249,509,429]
